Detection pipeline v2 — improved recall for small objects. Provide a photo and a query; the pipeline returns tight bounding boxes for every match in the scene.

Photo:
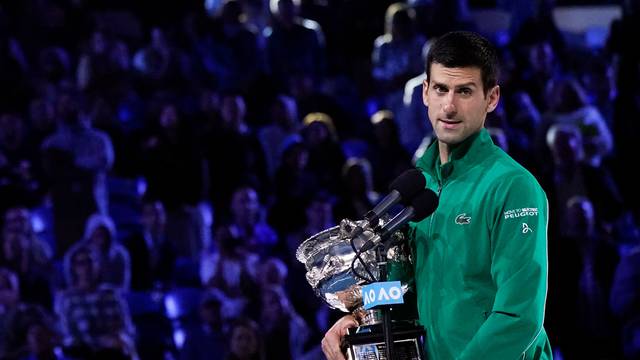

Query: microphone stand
[376,244,395,360]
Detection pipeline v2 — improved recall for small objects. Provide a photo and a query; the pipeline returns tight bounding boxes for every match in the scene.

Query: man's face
[423,63,500,147]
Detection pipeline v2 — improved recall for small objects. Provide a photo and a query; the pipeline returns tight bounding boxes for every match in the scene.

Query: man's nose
[443,96,457,117]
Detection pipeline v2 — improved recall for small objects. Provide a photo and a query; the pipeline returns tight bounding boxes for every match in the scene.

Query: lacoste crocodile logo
[455,213,471,225]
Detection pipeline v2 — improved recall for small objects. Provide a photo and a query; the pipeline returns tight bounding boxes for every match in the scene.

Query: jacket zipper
[428,182,443,239]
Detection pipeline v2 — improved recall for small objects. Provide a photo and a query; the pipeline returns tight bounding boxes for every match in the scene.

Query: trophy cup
[296,217,427,360]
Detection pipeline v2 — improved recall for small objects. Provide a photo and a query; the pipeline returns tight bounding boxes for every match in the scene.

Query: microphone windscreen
[411,189,439,221]
[388,169,427,205]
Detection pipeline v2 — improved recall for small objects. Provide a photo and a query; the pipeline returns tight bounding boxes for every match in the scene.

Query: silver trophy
[296,218,425,360]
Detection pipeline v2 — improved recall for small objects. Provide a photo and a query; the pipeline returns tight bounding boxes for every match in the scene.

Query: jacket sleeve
[457,174,549,359]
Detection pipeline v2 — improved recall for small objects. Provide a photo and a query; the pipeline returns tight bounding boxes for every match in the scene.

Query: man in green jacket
[322,31,553,359]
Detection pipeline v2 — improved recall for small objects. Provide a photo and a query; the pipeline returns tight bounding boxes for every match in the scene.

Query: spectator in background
[1,304,65,360]
[610,215,640,359]
[265,0,325,92]
[290,74,349,139]
[206,95,267,218]
[399,41,432,154]
[610,73,640,217]
[607,0,640,93]
[509,0,565,57]
[132,27,191,94]
[55,245,136,359]
[193,88,222,136]
[216,0,266,92]
[257,257,287,290]
[19,307,68,360]
[76,31,132,98]
[269,136,319,236]
[0,36,31,112]
[334,158,380,222]
[36,46,73,87]
[283,193,333,348]
[260,285,310,360]
[1,210,53,310]
[88,97,137,178]
[579,54,617,125]
[542,123,624,236]
[41,89,114,254]
[420,0,476,38]
[283,191,335,263]
[200,224,260,320]
[180,291,227,360]
[227,186,278,258]
[0,268,19,311]
[607,1,640,215]
[502,91,541,174]
[242,0,271,35]
[3,207,52,263]
[371,3,426,123]
[225,318,264,360]
[515,38,561,112]
[368,110,412,193]
[258,95,299,180]
[140,101,207,260]
[64,214,130,290]
[541,76,613,166]
[27,98,57,149]
[140,101,206,210]
[300,112,345,194]
[0,268,21,356]
[124,199,176,291]
[547,196,621,359]
[0,114,41,210]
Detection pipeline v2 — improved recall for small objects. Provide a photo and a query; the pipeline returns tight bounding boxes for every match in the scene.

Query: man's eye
[459,88,472,95]
[434,85,447,93]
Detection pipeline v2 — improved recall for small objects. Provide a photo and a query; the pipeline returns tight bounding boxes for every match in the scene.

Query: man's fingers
[337,316,358,336]
[321,315,358,360]
[321,334,343,360]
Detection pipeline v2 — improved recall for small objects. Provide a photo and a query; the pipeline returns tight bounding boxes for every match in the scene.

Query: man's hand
[321,314,358,360]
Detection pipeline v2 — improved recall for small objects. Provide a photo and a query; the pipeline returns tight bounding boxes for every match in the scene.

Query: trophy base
[343,322,425,360]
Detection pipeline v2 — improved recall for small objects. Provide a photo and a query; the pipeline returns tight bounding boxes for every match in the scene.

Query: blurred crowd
[1,0,640,359]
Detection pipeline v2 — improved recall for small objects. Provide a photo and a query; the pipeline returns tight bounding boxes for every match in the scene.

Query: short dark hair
[425,31,500,95]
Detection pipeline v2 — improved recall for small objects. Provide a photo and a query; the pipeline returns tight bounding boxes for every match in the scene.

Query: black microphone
[364,169,427,228]
[359,188,439,252]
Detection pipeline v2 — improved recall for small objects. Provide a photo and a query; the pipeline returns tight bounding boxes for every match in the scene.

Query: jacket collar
[417,128,494,184]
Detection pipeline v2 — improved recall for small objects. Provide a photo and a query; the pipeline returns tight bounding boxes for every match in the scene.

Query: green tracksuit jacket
[408,128,553,359]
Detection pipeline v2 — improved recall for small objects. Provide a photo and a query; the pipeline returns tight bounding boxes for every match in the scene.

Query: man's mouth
[439,119,462,128]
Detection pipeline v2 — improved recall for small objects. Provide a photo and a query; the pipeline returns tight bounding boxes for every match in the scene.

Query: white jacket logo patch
[504,207,538,219]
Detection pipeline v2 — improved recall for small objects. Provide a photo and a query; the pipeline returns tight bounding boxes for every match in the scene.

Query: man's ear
[486,85,500,113]
[422,79,429,107]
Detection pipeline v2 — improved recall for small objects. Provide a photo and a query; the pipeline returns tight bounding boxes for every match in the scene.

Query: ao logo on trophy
[362,281,404,310]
